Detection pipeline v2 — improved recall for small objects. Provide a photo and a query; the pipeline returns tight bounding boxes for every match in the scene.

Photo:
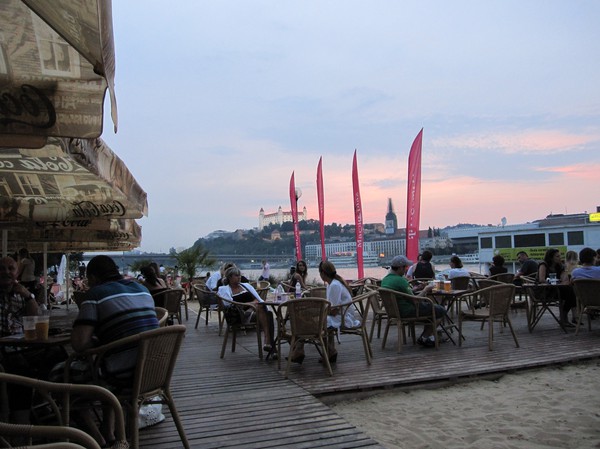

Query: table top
[429,289,470,296]
[0,332,71,347]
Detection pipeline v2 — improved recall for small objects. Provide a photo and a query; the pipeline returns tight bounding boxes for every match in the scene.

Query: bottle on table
[295,282,302,299]
[276,284,285,302]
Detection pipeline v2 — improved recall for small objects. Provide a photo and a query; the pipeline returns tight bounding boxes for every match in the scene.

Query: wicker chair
[337,290,376,364]
[450,276,471,290]
[284,298,333,378]
[489,273,515,284]
[155,307,168,327]
[367,286,388,342]
[301,286,327,299]
[377,287,439,352]
[0,372,127,449]
[64,326,189,449]
[219,296,263,360]
[193,284,218,328]
[457,284,519,351]
[573,279,600,335]
[151,288,184,325]
[524,283,566,333]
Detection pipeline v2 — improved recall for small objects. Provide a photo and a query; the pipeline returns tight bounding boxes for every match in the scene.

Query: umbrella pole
[43,243,48,308]
[66,253,70,310]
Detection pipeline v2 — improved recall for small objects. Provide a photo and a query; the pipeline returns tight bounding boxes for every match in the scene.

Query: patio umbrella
[0,0,117,148]
[0,136,147,224]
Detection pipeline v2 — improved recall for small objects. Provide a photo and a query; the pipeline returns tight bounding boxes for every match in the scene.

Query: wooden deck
[141,302,600,448]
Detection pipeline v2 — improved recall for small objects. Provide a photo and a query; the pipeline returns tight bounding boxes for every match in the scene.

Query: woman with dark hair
[537,248,577,327]
[489,255,508,276]
[289,260,308,292]
[218,266,274,351]
[287,260,357,364]
[140,265,167,292]
[412,250,436,279]
[448,255,469,279]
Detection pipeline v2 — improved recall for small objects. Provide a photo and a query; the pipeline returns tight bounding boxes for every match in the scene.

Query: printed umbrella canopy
[0,0,117,148]
[0,136,147,253]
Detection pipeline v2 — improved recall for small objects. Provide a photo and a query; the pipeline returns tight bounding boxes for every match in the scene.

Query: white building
[259,206,307,229]
[305,239,406,262]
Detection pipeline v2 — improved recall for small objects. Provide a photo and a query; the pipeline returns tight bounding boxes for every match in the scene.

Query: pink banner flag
[406,129,423,262]
[289,171,302,261]
[352,150,365,279]
[317,157,326,261]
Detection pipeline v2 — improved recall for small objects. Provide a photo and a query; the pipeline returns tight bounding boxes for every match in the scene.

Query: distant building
[385,198,397,235]
[259,206,307,229]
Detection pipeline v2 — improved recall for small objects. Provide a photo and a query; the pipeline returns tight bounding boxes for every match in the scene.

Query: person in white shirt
[447,255,470,279]
[259,260,270,281]
[571,247,600,280]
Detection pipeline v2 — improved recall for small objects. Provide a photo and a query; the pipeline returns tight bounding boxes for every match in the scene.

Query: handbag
[224,305,244,326]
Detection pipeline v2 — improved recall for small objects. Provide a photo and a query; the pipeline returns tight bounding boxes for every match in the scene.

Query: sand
[331,361,600,449]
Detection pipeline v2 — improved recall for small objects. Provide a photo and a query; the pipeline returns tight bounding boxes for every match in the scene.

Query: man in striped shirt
[71,255,159,377]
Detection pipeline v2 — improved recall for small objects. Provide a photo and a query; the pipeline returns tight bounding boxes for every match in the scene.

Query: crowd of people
[1,246,600,445]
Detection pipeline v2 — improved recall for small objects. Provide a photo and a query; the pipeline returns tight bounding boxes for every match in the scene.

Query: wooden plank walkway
[140,303,600,448]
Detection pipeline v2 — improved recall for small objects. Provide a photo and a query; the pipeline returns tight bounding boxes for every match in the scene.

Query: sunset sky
[101,1,600,253]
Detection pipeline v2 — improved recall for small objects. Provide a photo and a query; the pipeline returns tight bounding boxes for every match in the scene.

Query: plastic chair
[284,298,333,378]
[64,326,189,449]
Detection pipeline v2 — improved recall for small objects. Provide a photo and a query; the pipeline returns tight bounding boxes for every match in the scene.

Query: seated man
[70,255,159,445]
[514,251,538,283]
[571,247,600,280]
[381,255,446,348]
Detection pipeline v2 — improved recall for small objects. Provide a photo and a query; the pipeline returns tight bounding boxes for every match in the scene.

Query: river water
[233,263,484,284]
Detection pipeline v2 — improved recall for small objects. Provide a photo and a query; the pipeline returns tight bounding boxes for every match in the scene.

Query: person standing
[258,259,271,281]
[17,248,36,295]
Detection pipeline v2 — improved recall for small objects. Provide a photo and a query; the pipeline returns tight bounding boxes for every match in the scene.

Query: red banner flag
[406,129,423,262]
[289,171,302,261]
[317,157,326,261]
[352,150,365,280]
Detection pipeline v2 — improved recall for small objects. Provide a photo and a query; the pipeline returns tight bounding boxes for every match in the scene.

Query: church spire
[385,198,397,235]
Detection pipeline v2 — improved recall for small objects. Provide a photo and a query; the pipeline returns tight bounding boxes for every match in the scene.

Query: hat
[390,255,413,268]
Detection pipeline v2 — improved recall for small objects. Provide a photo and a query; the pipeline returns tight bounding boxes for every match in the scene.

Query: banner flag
[317,157,326,261]
[352,150,365,279]
[406,129,423,262]
[289,171,302,261]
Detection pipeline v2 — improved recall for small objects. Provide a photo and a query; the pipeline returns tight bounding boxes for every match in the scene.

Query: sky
[101,1,600,253]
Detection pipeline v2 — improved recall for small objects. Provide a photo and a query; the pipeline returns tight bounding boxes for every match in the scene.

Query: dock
[140,301,600,448]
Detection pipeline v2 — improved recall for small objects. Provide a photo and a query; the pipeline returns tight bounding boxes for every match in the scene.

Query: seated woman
[140,265,168,293]
[447,255,470,279]
[537,248,577,326]
[288,260,308,292]
[288,260,356,364]
[218,266,274,351]
[489,254,508,276]
[411,250,436,280]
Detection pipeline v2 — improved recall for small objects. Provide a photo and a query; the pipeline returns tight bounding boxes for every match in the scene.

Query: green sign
[497,246,568,262]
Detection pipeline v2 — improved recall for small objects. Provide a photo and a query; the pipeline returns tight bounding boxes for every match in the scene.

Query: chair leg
[194,308,202,329]
[319,336,334,376]
[458,314,463,347]
[506,316,519,348]
[220,328,229,358]
[381,321,391,350]
[285,337,297,379]
[369,318,376,342]
[488,316,493,351]
[205,306,210,326]
[361,333,372,364]
[164,394,190,449]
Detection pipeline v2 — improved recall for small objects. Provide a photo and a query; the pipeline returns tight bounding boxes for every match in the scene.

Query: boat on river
[327,251,381,267]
